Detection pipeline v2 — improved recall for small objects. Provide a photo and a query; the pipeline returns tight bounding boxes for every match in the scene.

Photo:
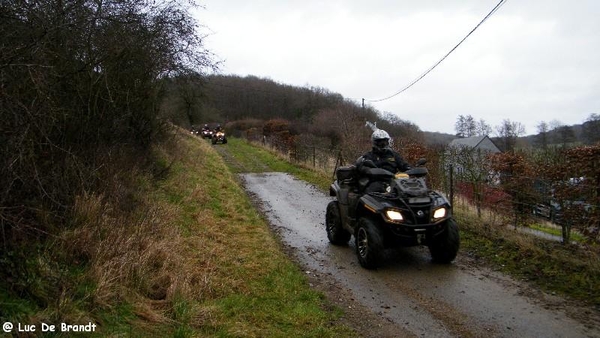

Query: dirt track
[214,145,600,338]
[241,173,600,337]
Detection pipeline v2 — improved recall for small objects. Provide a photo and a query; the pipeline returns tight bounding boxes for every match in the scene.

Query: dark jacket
[355,148,410,174]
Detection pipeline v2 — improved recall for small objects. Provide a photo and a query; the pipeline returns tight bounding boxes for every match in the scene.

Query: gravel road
[239,172,600,338]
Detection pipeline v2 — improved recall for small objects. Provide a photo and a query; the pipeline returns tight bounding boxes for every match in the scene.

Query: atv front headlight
[384,209,404,223]
[432,207,447,220]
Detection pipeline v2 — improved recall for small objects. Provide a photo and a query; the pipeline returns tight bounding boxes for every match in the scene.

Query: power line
[366,0,508,103]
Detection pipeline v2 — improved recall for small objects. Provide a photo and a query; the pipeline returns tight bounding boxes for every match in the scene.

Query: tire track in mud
[377,274,497,337]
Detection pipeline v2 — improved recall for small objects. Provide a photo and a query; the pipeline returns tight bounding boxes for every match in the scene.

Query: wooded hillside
[163,74,425,157]
[164,74,599,152]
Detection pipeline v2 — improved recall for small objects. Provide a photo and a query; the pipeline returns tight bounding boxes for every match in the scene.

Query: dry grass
[9,129,237,332]
[50,153,189,329]
[11,128,350,336]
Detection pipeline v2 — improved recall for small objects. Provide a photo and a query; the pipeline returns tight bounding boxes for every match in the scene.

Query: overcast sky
[193,0,599,136]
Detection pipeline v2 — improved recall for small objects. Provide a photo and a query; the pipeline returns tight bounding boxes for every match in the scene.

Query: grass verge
[528,222,587,242]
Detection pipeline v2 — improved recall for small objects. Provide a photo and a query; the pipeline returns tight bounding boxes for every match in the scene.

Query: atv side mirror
[416,158,427,166]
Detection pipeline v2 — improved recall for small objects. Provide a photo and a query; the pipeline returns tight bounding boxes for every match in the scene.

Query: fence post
[449,164,454,206]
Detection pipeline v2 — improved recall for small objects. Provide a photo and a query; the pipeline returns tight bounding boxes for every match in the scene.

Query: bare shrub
[0,0,217,325]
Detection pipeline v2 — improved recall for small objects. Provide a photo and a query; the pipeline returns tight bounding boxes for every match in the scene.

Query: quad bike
[211,130,227,144]
[326,159,460,269]
[201,128,213,139]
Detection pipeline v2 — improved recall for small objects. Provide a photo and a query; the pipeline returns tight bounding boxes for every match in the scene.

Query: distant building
[446,135,501,182]
[448,135,501,153]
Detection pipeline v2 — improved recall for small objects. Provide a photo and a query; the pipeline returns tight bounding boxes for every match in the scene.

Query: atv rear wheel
[326,201,351,245]
[355,217,384,269]
[428,218,460,263]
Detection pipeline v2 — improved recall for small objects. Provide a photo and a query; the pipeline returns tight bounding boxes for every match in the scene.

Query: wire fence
[244,132,349,176]
[240,133,600,244]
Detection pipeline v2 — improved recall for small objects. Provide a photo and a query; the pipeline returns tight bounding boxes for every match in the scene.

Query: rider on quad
[200,124,213,138]
[355,129,411,193]
[326,124,460,268]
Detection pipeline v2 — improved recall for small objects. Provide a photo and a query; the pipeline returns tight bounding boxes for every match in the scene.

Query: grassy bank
[0,130,354,337]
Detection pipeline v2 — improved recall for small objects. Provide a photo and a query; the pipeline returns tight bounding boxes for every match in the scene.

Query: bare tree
[455,114,478,137]
[495,119,526,151]
[536,121,550,149]
[476,119,492,136]
[549,119,563,131]
[465,115,477,137]
[310,105,369,162]
[455,115,466,137]
[174,74,207,127]
[380,112,424,145]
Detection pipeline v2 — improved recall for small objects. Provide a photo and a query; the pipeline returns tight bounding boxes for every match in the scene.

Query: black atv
[211,130,227,144]
[201,128,213,139]
[326,159,459,269]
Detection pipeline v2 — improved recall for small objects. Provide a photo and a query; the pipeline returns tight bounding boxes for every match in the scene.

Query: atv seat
[358,167,395,193]
[363,167,395,181]
[336,165,357,185]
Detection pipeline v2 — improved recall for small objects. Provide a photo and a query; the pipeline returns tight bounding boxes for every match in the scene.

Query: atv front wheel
[428,218,460,263]
[355,217,384,269]
[326,201,351,245]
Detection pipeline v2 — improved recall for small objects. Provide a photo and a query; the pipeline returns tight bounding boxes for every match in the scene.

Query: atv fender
[351,195,378,228]
[329,183,338,197]
[358,194,390,215]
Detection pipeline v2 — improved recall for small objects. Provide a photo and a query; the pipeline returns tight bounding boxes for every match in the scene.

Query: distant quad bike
[201,128,213,139]
[326,159,459,269]
[211,130,227,144]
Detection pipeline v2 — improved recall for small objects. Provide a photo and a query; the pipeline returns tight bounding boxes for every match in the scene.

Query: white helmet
[371,129,391,151]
